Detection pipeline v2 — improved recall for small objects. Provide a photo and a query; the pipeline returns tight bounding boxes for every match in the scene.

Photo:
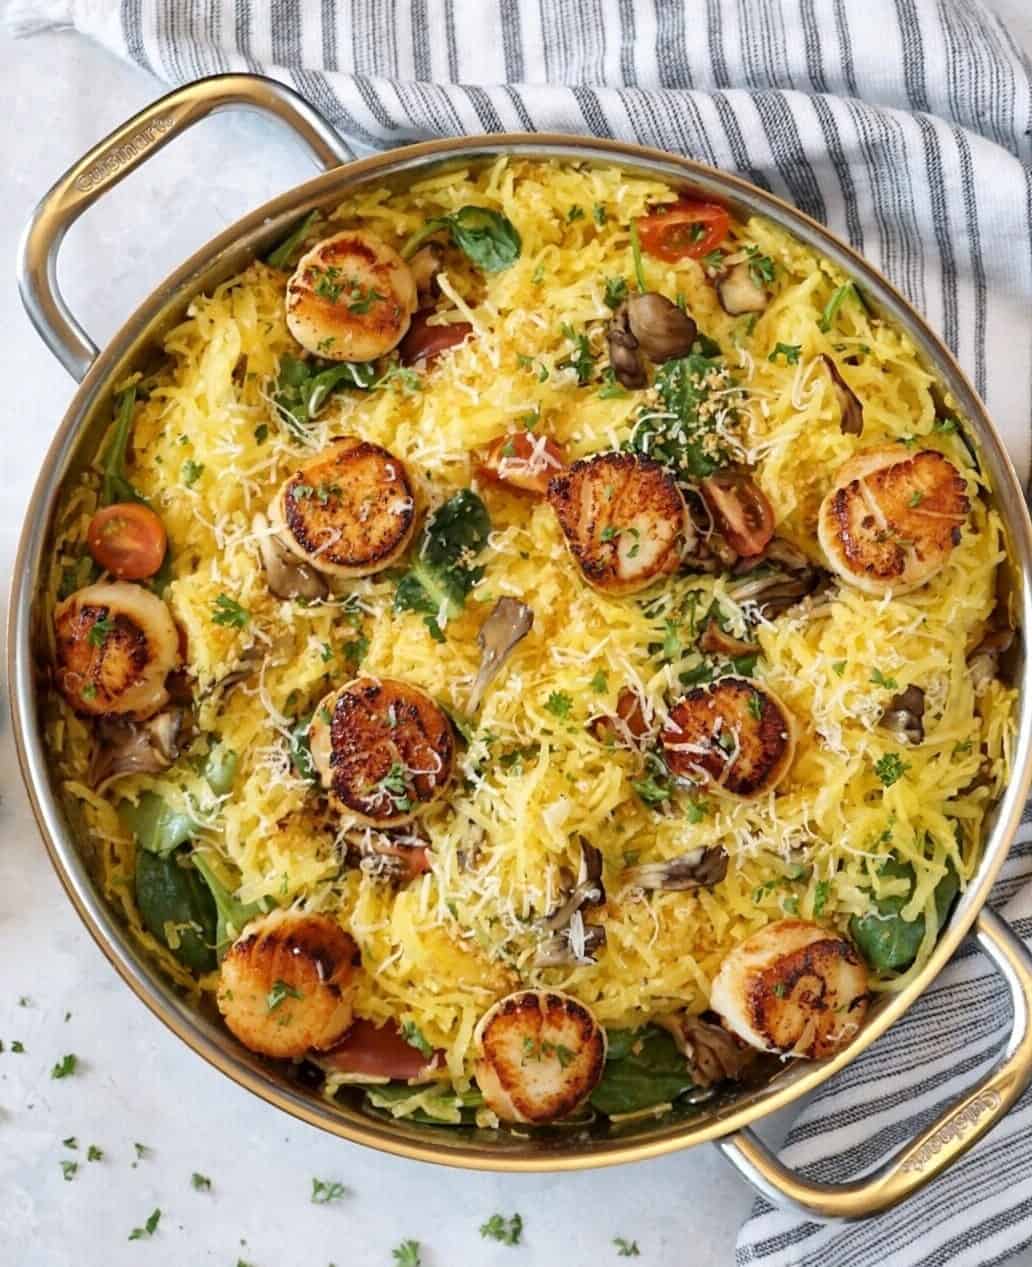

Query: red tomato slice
[700,471,776,558]
[636,201,731,262]
[87,503,168,580]
[399,309,473,366]
[477,431,566,497]
[320,1019,441,1080]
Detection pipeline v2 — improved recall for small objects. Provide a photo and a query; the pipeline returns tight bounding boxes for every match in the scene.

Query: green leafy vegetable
[394,489,490,637]
[614,1238,641,1257]
[87,1145,103,1162]
[265,209,320,270]
[128,1209,161,1241]
[544,690,573,719]
[818,281,857,332]
[392,1241,422,1267]
[480,1213,523,1245]
[627,351,740,479]
[212,593,249,628]
[603,276,629,309]
[289,713,319,784]
[557,322,596,384]
[402,205,521,273]
[191,1172,212,1191]
[51,1054,77,1079]
[135,849,218,972]
[590,1025,695,1116]
[311,1177,348,1204]
[181,459,204,487]
[401,1021,434,1059]
[850,857,958,973]
[273,354,378,437]
[61,1161,78,1182]
[875,752,909,787]
[191,852,269,957]
[120,746,238,856]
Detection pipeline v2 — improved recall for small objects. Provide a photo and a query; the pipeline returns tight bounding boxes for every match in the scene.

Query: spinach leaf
[265,209,321,270]
[626,350,740,480]
[403,206,521,273]
[135,849,217,972]
[273,356,378,436]
[364,1083,484,1126]
[101,386,144,506]
[120,746,238,856]
[849,857,959,973]
[590,1026,695,1116]
[394,489,490,636]
[190,852,269,956]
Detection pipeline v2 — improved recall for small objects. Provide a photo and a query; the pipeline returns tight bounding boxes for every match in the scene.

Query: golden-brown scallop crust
[818,446,969,593]
[474,990,607,1124]
[742,922,870,1059]
[661,677,795,798]
[309,677,455,826]
[277,437,416,577]
[217,910,360,1060]
[546,452,687,596]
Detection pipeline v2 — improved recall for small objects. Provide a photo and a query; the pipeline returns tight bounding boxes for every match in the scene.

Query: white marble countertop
[1,9,1031,1266]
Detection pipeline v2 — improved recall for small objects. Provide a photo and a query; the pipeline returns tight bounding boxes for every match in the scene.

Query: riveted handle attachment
[718,907,1032,1220]
[18,73,351,381]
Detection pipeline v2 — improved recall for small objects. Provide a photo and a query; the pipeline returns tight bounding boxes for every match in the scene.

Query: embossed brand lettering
[74,117,176,193]
[899,1090,1002,1174]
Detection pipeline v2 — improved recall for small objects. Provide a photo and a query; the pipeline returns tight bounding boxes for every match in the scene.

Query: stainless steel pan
[13,72,1032,1220]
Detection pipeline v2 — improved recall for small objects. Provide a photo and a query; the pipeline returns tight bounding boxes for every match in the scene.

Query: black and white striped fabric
[8,1,1032,1263]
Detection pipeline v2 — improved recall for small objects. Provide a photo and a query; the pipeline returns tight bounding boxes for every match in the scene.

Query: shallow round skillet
[12,72,1032,1220]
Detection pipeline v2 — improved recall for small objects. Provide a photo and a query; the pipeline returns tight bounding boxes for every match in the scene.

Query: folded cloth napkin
[7,0,1032,1262]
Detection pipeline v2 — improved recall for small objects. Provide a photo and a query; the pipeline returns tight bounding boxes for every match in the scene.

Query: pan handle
[18,73,351,382]
[717,906,1032,1220]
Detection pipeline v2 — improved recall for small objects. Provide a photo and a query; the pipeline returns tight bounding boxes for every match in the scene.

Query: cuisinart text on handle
[74,117,176,193]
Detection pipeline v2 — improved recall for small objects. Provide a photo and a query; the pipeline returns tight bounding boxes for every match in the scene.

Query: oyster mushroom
[698,617,760,659]
[819,354,864,436]
[468,598,534,713]
[253,512,329,602]
[622,845,728,891]
[659,1011,755,1088]
[727,539,830,618]
[606,302,648,389]
[880,684,926,746]
[88,708,184,789]
[408,242,445,299]
[968,627,1015,693]
[624,293,698,363]
[532,840,607,967]
[341,824,431,887]
[716,261,769,316]
[533,920,607,968]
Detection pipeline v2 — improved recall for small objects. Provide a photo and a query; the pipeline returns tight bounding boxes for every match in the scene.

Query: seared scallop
[270,437,417,579]
[661,677,795,799]
[217,908,360,1060]
[710,919,869,1059]
[817,445,969,595]
[285,229,417,361]
[54,581,180,719]
[474,990,606,1124]
[308,677,455,826]
[547,452,689,596]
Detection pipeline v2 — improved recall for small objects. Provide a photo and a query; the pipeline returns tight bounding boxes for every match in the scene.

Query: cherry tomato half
[399,309,474,366]
[477,431,566,497]
[636,200,731,262]
[700,471,776,559]
[87,502,168,580]
[320,1019,441,1079]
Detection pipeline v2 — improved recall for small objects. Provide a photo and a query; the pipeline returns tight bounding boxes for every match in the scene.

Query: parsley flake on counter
[87,1145,103,1162]
[51,1053,77,1079]
[614,1237,641,1256]
[62,1136,78,1149]
[212,594,250,628]
[875,753,909,787]
[18,996,31,1007]
[392,1241,422,1267]
[311,1177,348,1204]
[128,1208,161,1241]
[545,691,573,719]
[191,1172,212,1191]
[11,1041,25,1053]
[60,1161,78,1182]
[480,1212,523,1245]
[134,1142,150,1160]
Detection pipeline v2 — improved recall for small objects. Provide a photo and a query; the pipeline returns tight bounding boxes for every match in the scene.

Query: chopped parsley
[593,203,607,225]
[51,1053,77,1079]
[614,1238,641,1257]
[266,980,303,1012]
[747,691,764,720]
[253,423,269,445]
[831,660,846,676]
[87,617,114,648]
[11,1041,25,1053]
[62,1136,78,1149]
[60,1161,78,1182]
[567,204,585,222]
[87,1145,103,1162]
[544,691,573,719]
[869,668,899,689]
[745,246,776,286]
[590,669,609,693]
[401,1021,434,1059]
[311,265,344,303]
[128,1209,161,1241]
[311,1177,348,1204]
[813,879,830,917]
[211,594,249,628]
[134,1142,149,1160]
[347,284,384,314]
[908,490,924,508]
[181,459,204,487]
[631,775,671,807]
[320,641,334,663]
[557,322,595,384]
[875,753,909,787]
[768,342,801,365]
[480,1213,524,1245]
[934,415,960,434]
[374,762,413,812]
[392,1240,421,1267]
[603,276,629,309]
[702,248,725,271]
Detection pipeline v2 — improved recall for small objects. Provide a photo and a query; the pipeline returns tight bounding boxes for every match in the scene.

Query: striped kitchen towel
[7,1,1032,1264]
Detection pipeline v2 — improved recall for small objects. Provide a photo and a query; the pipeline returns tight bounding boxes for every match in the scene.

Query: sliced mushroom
[625,293,698,363]
[968,627,1015,693]
[216,645,265,693]
[536,840,605,934]
[622,845,728,891]
[726,540,830,618]
[533,919,607,968]
[468,598,534,713]
[408,242,445,299]
[606,302,648,390]
[819,354,864,436]
[659,1011,755,1088]
[698,617,760,659]
[253,512,329,602]
[341,824,431,887]
[88,708,184,788]
[716,261,769,316]
[880,684,926,745]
